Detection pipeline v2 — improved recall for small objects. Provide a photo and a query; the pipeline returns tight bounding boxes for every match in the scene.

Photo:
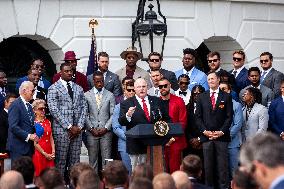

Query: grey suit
[87,70,122,97]
[262,68,284,97]
[239,85,274,107]
[115,66,151,88]
[85,88,115,172]
[47,80,87,176]
[242,103,268,142]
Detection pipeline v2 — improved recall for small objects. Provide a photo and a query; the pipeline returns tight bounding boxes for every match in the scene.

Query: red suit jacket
[168,94,187,150]
[52,71,89,92]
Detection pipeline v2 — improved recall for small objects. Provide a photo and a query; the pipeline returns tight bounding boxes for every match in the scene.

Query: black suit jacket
[190,178,213,189]
[262,68,284,97]
[195,90,233,142]
[119,95,171,154]
[0,109,8,153]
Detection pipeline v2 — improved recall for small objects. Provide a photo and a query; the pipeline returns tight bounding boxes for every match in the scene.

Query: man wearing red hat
[52,51,89,92]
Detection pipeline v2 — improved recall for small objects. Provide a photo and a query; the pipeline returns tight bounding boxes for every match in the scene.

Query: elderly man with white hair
[0,170,25,189]
[119,78,171,170]
[7,81,39,162]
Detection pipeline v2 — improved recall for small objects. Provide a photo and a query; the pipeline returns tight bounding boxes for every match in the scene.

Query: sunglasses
[180,82,189,85]
[37,107,45,111]
[208,59,219,63]
[34,65,45,69]
[260,59,269,64]
[233,57,243,62]
[126,89,135,92]
[158,84,168,89]
[149,59,160,62]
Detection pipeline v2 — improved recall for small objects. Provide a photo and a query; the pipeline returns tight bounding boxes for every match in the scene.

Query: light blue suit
[228,100,243,178]
[112,104,131,174]
[175,67,209,91]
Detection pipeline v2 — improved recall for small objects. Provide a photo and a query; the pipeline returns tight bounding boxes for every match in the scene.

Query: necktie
[155,89,159,96]
[233,70,237,78]
[95,93,101,107]
[179,91,187,96]
[210,92,216,109]
[67,82,73,100]
[142,98,150,122]
[260,71,267,83]
[0,87,6,97]
[26,103,33,124]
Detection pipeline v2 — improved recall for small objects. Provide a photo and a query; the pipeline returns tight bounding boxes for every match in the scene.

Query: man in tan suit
[116,46,151,88]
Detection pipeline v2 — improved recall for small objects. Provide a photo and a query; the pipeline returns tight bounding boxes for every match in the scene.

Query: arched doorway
[0,37,57,91]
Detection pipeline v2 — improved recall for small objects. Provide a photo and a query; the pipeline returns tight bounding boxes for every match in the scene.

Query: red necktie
[211,92,216,109]
[142,98,150,122]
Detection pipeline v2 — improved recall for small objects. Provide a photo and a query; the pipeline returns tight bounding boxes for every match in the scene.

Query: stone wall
[1,0,284,73]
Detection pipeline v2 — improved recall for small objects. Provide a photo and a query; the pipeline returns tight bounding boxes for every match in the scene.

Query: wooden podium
[126,123,183,175]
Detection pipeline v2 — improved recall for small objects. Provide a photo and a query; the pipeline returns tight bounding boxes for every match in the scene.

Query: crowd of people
[0,45,284,189]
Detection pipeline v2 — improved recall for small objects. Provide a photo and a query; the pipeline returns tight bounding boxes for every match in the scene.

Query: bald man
[172,171,192,189]
[0,170,25,189]
[153,173,176,189]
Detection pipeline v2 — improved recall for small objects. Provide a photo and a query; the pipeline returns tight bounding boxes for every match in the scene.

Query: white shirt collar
[59,77,73,88]
[215,67,221,72]
[233,65,245,73]
[183,67,195,78]
[135,94,148,102]
[261,67,272,75]
[282,96,284,102]
[93,87,104,94]
[250,84,261,89]
[4,108,8,113]
[269,174,284,189]
[210,88,219,94]
[20,95,29,110]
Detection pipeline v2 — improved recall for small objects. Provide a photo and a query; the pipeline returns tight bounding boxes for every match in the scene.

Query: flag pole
[86,19,98,76]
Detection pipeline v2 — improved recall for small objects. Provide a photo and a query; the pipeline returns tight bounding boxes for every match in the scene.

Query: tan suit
[115,66,151,88]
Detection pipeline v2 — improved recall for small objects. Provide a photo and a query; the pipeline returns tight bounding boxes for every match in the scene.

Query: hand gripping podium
[126,123,183,175]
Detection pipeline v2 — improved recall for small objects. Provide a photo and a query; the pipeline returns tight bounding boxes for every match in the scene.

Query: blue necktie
[260,71,267,83]
[26,103,34,124]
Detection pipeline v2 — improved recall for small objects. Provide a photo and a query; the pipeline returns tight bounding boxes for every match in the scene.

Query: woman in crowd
[184,85,205,157]
[32,99,55,176]
[242,87,268,141]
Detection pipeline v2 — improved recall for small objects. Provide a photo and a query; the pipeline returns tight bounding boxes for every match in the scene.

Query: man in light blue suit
[219,82,243,179]
[112,81,135,174]
[240,133,284,189]
[175,48,209,91]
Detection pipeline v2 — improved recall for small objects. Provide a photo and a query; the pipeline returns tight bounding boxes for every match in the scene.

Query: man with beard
[26,69,47,102]
[158,78,187,173]
[87,52,122,97]
[116,46,151,88]
[52,51,89,92]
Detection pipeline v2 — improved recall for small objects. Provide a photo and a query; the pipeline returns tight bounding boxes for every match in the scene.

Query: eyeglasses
[149,59,160,62]
[260,59,269,64]
[180,82,189,85]
[126,89,135,92]
[158,84,168,89]
[233,57,243,62]
[208,59,219,63]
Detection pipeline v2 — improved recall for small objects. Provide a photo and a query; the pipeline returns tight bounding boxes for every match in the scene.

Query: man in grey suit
[239,67,274,107]
[115,46,151,88]
[47,63,87,177]
[260,52,284,97]
[85,71,115,172]
[87,52,122,97]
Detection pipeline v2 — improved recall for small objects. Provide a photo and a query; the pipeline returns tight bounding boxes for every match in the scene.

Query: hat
[120,46,143,60]
[62,51,80,61]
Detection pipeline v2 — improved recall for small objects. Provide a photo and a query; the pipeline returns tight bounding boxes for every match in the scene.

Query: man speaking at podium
[119,78,170,170]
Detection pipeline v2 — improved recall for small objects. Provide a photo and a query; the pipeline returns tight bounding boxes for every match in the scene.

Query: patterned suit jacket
[85,88,115,131]
[87,70,122,97]
[47,80,87,134]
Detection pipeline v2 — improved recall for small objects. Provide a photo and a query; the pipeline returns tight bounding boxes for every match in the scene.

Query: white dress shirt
[183,67,195,78]
[20,95,32,142]
[261,67,272,80]
[209,88,220,105]
[175,88,191,105]
[232,65,245,78]
[59,78,73,91]
[126,95,151,122]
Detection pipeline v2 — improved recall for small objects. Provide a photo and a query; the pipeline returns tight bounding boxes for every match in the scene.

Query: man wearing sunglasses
[158,78,187,173]
[147,52,179,91]
[15,58,51,92]
[175,48,209,91]
[259,52,284,97]
[175,74,191,105]
[230,50,250,94]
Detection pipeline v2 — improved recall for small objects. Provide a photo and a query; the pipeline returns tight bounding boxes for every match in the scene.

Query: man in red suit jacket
[158,78,187,173]
[52,51,89,92]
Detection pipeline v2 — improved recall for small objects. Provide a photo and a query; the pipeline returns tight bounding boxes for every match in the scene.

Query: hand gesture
[127,106,136,117]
